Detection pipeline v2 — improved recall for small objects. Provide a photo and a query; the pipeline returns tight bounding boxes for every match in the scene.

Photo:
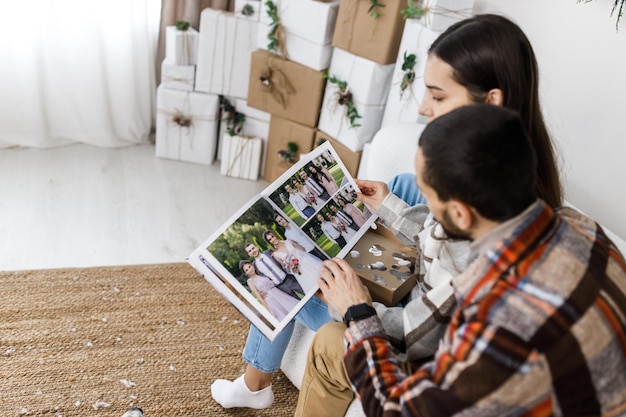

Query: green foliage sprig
[265,0,282,53]
[323,72,362,129]
[241,3,255,16]
[400,52,417,96]
[400,0,425,19]
[578,0,625,30]
[219,96,246,136]
[175,20,190,31]
[368,0,385,19]
[278,141,299,163]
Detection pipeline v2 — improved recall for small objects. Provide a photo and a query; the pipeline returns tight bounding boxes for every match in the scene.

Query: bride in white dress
[263,230,323,295]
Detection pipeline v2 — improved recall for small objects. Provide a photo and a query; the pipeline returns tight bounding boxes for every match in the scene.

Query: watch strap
[344,303,377,326]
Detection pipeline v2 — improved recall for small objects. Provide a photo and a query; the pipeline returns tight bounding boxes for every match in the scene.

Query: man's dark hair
[419,104,537,222]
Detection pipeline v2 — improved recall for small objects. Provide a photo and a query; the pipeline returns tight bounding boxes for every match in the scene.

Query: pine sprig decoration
[323,72,362,129]
[368,0,385,19]
[241,3,255,16]
[578,0,625,30]
[278,142,299,163]
[400,52,417,97]
[175,20,190,31]
[265,0,282,53]
[219,96,246,136]
[400,0,425,19]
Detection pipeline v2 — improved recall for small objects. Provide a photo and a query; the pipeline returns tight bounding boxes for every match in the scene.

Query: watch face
[345,303,376,325]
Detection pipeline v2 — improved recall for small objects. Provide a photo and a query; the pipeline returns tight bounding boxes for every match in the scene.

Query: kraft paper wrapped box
[317,48,394,152]
[247,50,326,128]
[381,19,440,127]
[160,58,195,91]
[220,134,264,180]
[165,25,199,65]
[263,116,316,183]
[195,9,259,100]
[332,0,408,65]
[420,0,475,32]
[256,0,340,71]
[314,130,361,177]
[234,0,262,21]
[155,86,220,165]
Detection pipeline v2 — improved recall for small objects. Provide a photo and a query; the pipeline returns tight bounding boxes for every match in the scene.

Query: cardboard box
[247,50,326,127]
[156,86,220,165]
[332,0,408,65]
[317,48,394,151]
[263,116,316,182]
[420,0,474,32]
[344,222,417,306]
[256,0,340,70]
[220,134,264,180]
[234,0,262,21]
[160,58,195,91]
[165,25,199,65]
[381,19,440,127]
[195,9,259,99]
[314,130,361,177]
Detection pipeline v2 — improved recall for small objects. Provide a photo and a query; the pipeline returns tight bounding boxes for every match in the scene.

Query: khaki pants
[294,322,355,417]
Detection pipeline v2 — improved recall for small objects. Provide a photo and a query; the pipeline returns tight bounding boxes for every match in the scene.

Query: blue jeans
[387,173,426,206]
[243,295,331,373]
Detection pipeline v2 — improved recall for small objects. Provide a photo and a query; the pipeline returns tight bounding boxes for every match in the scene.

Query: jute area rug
[0,263,298,417]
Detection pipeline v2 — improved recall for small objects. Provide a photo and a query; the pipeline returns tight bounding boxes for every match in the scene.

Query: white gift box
[156,86,220,165]
[317,48,395,152]
[160,58,195,91]
[257,0,340,71]
[421,0,475,32]
[381,19,440,127]
[195,9,259,99]
[165,26,199,65]
[220,134,263,180]
[234,0,262,21]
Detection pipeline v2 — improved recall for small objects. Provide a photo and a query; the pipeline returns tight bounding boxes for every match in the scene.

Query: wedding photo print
[187,142,377,340]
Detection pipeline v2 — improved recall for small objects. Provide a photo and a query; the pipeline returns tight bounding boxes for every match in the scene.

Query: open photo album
[187,142,377,341]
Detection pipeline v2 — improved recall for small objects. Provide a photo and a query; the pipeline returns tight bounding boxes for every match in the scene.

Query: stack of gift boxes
[155,0,475,182]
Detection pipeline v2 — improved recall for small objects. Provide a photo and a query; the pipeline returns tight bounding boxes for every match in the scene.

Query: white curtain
[0,0,162,148]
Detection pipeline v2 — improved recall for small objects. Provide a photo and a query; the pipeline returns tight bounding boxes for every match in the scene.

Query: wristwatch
[344,303,377,326]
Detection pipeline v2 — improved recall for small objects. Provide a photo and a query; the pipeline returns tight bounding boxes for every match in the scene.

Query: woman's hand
[354,179,390,212]
[318,258,372,318]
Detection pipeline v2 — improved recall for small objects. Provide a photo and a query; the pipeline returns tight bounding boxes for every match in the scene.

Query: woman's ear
[485,88,504,106]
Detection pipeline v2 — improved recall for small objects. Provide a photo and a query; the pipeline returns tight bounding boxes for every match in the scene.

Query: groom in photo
[244,242,304,299]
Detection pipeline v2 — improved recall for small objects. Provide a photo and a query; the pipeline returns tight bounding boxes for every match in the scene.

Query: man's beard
[437,208,472,241]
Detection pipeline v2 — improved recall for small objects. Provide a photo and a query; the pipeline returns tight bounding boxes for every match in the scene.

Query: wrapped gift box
[344,222,418,306]
[263,116,316,182]
[247,50,326,128]
[314,130,361,177]
[165,25,199,65]
[155,86,220,165]
[381,19,440,127]
[420,0,474,32]
[332,0,407,65]
[160,58,195,91]
[317,48,394,152]
[220,134,264,180]
[256,0,340,71]
[234,0,262,21]
[195,9,259,100]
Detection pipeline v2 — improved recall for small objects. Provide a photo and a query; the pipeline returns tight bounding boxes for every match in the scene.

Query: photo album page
[187,141,377,341]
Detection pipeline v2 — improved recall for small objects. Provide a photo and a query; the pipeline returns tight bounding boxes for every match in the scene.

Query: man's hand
[354,179,390,212]
[318,258,373,318]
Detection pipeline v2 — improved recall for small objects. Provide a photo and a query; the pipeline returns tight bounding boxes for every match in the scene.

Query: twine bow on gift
[172,112,193,128]
[399,52,417,99]
[258,60,295,109]
[265,0,288,58]
[323,72,362,129]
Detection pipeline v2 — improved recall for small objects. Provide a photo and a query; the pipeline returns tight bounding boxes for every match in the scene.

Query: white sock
[211,375,274,409]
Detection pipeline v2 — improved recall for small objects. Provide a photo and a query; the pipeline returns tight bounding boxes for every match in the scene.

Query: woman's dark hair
[239,260,254,275]
[263,230,277,244]
[420,104,537,222]
[429,14,562,208]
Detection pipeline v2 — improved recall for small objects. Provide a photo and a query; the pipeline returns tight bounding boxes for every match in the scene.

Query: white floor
[0,143,268,271]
